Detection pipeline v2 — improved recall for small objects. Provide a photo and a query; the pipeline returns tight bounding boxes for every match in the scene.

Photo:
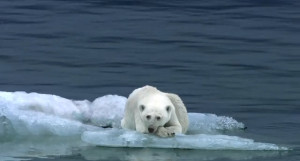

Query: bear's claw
[156,127,175,137]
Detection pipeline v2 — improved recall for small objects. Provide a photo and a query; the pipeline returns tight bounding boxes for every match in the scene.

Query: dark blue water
[1,0,300,160]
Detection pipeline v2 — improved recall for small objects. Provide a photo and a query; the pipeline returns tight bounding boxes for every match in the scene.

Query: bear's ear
[139,105,145,111]
[166,106,171,112]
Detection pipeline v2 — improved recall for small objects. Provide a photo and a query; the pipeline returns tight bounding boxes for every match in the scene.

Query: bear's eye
[166,106,171,112]
[140,105,145,111]
[156,116,161,120]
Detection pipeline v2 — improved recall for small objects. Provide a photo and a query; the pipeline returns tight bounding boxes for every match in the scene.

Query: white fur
[121,85,189,137]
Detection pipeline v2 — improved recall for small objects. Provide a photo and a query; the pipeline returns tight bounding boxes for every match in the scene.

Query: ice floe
[0,91,288,151]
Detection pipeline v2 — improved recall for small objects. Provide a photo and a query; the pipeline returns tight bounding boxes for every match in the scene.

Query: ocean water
[0,0,299,161]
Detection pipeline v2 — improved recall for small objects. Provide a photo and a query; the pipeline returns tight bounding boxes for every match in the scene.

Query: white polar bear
[121,85,189,137]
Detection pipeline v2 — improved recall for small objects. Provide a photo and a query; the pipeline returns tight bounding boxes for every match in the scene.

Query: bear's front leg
[156,125,182,137]
[156,126,176,137]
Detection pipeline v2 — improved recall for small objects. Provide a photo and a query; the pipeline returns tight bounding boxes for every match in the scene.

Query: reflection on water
[81,147,288,161]
[0,136,84,160]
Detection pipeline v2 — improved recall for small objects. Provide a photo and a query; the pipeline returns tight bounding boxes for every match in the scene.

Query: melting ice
[0,91,288,151]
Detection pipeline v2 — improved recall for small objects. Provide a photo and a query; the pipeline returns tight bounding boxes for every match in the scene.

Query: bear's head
[138,94,173,134]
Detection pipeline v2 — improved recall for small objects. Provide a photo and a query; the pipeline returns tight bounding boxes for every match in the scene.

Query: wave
[0,91,288,151]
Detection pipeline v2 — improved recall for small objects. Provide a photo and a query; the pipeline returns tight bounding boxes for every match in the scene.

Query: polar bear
[121,85,189,137]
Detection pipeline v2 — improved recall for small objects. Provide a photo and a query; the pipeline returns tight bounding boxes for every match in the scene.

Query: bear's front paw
[156,127,175,137]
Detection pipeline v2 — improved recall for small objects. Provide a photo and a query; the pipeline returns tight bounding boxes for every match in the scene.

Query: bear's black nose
[148,128,154,133]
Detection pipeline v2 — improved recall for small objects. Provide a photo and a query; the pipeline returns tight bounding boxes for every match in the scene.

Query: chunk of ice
[82,129,288,150]
[0,92,100,137]
[188,113,245,134]
[0,91,245,137]
[0,91,288,151]
[0,102,99,136]
[90,95,127,128]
